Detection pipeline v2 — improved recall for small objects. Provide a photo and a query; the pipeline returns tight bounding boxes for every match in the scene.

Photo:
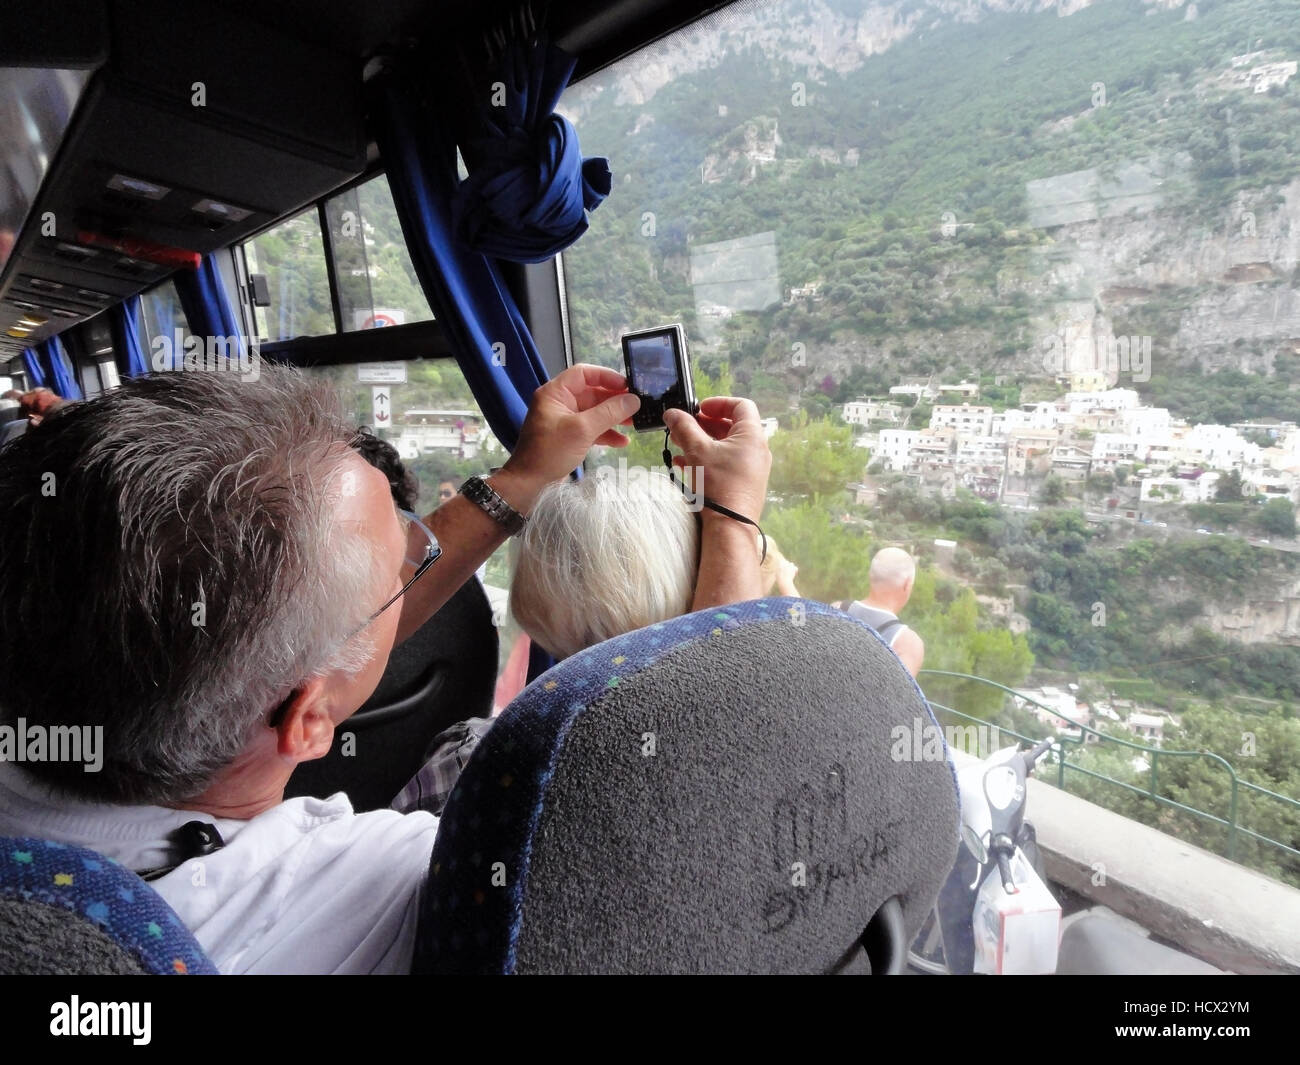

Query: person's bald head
[866,547,916,611]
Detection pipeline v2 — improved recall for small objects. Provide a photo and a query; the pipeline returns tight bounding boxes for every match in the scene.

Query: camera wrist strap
[663,429,768,564]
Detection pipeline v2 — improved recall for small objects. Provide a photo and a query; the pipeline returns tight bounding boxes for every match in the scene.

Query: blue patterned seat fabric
[0,836,217,975]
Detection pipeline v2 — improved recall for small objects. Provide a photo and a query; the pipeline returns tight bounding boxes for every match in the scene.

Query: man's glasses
[267,509,441,728]
[360,508,442,634]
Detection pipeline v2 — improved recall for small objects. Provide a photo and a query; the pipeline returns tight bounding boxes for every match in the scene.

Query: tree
[1039,475,1067,505]
[1215,469,1246,502]
[1086,470,1115,496]
[763,501,871,603]
[1256,498,1296,538]
[767,410,862,501]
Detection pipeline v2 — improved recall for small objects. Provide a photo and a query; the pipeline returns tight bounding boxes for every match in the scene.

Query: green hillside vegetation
[563,0,1300,419]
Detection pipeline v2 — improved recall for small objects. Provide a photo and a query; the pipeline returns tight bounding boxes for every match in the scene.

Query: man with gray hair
[0,364,771,973]
[846,547,925,678]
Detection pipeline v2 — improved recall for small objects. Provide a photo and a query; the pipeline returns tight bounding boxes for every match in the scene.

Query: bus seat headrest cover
[417,597,958,973]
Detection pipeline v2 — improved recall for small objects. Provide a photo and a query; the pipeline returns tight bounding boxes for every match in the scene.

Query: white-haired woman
[509,467,701,659]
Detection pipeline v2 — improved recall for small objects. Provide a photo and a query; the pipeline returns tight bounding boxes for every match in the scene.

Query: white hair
[510,469,700,659]
[869,547,916,589]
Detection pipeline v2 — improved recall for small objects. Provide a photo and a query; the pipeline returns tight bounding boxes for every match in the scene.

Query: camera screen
[626,333,681,400]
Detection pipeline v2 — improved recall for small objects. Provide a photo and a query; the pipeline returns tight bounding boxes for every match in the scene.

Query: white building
[1091,432,1145,468]
[1184,424,1260,471]
[842,398,903,426]
[877,429,921,472]
[1065,388,1141,413]
[1121,405,1172,441]
[1127,712,1166,746]
[394,409,493,461]
[1139,471,1220,504]
[930,403,994,436]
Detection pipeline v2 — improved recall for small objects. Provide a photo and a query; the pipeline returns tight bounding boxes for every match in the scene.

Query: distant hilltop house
[1224,54,1297,93]
[785,281,823,304]
[841,397,902,425]
[889,377,938,400]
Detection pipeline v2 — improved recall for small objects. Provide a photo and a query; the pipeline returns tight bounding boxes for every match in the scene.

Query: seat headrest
[417,597,958,973]
[0,837,217,975]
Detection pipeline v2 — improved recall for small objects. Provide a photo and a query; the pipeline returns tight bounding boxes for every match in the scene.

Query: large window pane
[559,0,1300,891]
[139,280,185,352]
[324,175,433,332]
[242,210,334,341]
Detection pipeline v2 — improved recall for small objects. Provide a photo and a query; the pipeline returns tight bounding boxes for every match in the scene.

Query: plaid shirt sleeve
[390,716,495,817]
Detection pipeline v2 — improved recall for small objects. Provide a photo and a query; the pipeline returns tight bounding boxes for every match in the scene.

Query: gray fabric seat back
[417,597,959,973]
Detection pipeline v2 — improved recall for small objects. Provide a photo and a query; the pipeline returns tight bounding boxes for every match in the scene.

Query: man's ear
[272,676,336,764]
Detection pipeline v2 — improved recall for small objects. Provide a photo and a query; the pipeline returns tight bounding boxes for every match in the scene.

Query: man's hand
[398,365,637,644]
[663,397,771,522]
[493,364,639,514]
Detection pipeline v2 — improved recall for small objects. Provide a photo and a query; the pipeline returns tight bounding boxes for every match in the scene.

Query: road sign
[358,362,407,384]
[372,386,392,428]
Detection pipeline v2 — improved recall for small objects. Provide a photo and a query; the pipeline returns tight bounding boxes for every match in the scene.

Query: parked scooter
[910,736,1224,974]
[909,738,1059,974]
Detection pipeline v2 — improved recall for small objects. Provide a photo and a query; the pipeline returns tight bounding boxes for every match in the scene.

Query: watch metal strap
[460,475,526,535]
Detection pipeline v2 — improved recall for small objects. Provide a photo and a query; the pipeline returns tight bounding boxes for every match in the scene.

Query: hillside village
[848,375,1300,518]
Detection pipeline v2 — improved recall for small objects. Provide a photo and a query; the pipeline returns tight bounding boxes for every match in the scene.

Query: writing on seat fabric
[416,597,959,974]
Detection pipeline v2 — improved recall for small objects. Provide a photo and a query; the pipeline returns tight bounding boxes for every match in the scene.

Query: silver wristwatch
[459,475,526,535]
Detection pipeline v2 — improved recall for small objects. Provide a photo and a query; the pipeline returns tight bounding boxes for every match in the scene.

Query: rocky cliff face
[560,0,1183,118]
[1197,573,1300,644]
[1022,177,1300,378]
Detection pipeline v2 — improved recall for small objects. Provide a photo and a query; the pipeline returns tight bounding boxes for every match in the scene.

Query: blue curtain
[110,295,151,378]
[173,254,244,369]
[21,347,46,389]
[366,30,611,451]
[38,336,82,401]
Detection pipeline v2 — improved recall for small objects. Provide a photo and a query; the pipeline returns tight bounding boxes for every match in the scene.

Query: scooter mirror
[960,823,988,864]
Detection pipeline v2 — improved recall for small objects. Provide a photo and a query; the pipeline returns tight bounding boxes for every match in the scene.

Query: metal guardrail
[918,670,1300,870]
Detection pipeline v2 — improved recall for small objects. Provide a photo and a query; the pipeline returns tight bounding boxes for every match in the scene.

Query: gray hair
[510,468,699,659]
[0,366,385,804]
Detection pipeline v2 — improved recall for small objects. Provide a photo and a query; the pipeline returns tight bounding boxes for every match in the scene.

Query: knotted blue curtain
[110,294,150,378]
[173,254,245,370]
[366,29,611,451]
[20,348,46,389]
[38,335,82,401]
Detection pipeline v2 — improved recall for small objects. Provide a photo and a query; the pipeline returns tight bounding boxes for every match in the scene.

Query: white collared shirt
[0,760,438,974]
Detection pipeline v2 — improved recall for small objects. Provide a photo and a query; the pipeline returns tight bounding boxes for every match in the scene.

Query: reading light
[107,173,171,200]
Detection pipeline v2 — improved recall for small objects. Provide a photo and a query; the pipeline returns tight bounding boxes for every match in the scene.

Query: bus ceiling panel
[0,68,95,279]
[109,0,365,166]
[29,87,354,257]
[0,0,109,67]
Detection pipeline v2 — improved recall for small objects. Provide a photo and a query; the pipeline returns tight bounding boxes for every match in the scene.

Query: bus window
[559,0,1300,896]
[138,280,186,359]
[243,210,333,342]
[324,175,434,332]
